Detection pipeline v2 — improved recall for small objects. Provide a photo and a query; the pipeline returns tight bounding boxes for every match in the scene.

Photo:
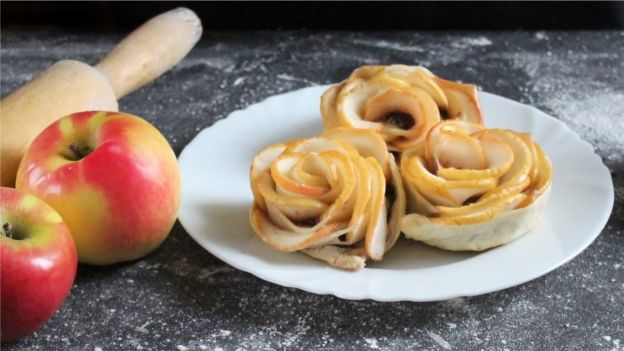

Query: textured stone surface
[1,31,623,351]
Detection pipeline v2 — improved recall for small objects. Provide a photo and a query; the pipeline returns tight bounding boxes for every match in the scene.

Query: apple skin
[15,111,180,265]
[1,187,77,342]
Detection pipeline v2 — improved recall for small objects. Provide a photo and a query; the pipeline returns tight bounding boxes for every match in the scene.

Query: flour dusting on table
[506,51,624,169]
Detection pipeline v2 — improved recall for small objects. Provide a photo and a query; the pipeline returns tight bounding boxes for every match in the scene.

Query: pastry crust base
[400,186,551,251]
[302,246,366,271]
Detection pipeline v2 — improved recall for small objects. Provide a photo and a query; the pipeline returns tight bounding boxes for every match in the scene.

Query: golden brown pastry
[249,128,405,270]
[400,120,552,251]
[321,65,484,151]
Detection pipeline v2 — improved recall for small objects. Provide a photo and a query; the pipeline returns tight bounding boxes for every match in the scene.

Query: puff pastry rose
[400,120,552,251]
[321,65,484,151]
[249,128,405,270]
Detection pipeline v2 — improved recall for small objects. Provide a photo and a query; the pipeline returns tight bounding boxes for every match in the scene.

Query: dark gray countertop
[1,31,623,351]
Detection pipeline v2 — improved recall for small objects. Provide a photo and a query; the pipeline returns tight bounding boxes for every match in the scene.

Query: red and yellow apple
[15,111,180,265]
[1,187,77,342]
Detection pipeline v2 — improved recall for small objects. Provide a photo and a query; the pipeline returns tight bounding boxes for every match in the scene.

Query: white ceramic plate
[178,86,614,302]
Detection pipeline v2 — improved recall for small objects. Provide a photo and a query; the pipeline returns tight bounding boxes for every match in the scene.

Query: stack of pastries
[249,64,552,270]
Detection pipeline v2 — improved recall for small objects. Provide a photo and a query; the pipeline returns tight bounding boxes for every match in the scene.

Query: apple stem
[69,143,92,160]
[2,222,13,239]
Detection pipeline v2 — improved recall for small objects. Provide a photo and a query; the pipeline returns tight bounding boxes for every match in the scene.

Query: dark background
[2,1,624,32]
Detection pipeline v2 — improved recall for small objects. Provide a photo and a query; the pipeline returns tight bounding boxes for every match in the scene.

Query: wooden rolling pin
[0,7,203,186]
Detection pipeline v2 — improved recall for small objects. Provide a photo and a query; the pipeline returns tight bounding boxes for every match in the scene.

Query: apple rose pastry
[321,64,484,151]
[249,128,405,270]
[400,120,552,251]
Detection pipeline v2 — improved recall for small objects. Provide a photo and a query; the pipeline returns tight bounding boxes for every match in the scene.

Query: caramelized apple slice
[434,77,484,124]
[384,65,449,109]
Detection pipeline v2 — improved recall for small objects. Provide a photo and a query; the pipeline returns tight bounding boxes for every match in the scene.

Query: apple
[15,111,180,265]
[1,187,77,342]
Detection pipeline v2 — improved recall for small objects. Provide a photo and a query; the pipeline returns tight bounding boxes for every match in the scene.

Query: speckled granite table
[1,31,623,351]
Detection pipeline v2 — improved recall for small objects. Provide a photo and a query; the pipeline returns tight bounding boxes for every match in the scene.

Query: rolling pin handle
[95,7,203,98]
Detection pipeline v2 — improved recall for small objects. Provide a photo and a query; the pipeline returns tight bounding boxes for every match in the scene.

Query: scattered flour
[166,259,235,280]
[169,258,194,277]
[233,77,246,86]
[352,39,425,52]
[506,52,624,169]
[136,321,151,334]
[535,32,549,40]
[364,338,380,349]
[544,90,624,165]
[277,74,319,86]
[198,267,234,280]
[444,297,468,309]
[179,57,236,72]
[452,36,492,48]
[277,74,298,81]
[464,36,492,46]
[427,331,452,350]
